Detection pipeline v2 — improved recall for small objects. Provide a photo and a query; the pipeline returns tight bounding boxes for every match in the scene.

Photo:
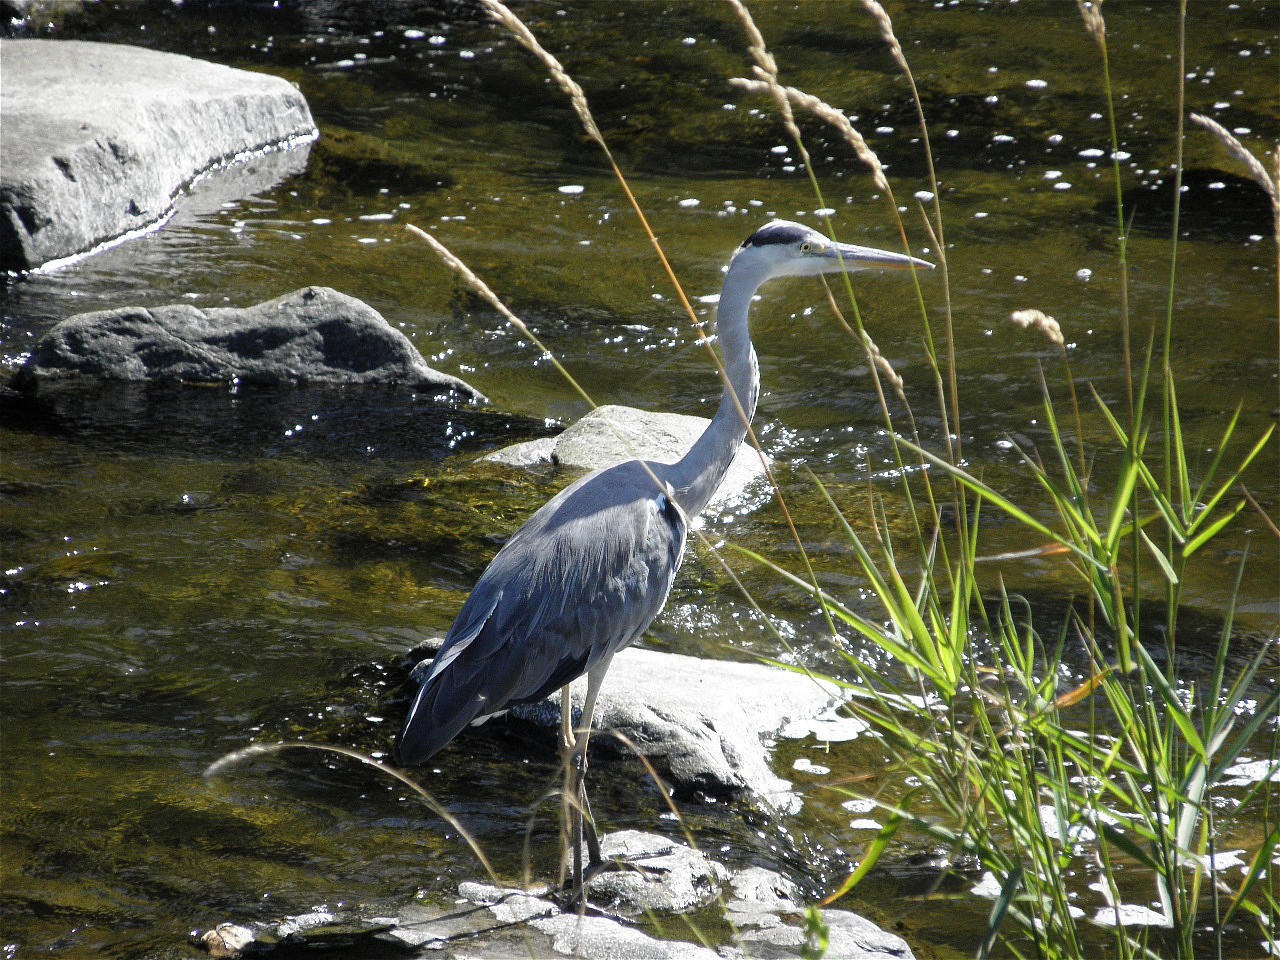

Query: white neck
[663,256,767,518]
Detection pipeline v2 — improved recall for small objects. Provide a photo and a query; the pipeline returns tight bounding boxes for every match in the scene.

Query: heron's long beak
[826,241,933,272]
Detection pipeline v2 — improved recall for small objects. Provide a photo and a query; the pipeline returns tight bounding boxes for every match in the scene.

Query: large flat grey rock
[0,38,317,271]
[12,285,483,399]
[484,403,767,510]
[510,646,842,813]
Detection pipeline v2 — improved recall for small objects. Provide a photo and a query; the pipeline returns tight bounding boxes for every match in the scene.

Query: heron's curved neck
[666,258,765,518]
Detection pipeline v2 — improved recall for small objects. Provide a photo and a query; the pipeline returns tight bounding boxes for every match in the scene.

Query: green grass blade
[1222,825,1280,927]
[1184,498,1246,558]
[1138,524,1179,584]
[820,807,904,906]
[978,866,1024,960]
[1103,441,1142,556]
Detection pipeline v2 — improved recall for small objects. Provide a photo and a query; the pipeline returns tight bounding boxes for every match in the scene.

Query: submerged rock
[0,38,316,271]
[484,403,768,510]
[13,286,483,400]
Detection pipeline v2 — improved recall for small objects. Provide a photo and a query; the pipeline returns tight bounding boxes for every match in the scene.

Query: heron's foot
[553,846,677,908]
[548,882,637,924]
[584,847,676,881]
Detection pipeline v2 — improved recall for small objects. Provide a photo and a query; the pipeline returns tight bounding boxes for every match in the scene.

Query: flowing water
[1,2,1276,957]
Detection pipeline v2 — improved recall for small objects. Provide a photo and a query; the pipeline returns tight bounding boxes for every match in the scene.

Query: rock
[484,403,767,510]
[12,286,483,400]
[197,924,254,958]
[510,646,842,813]
[587,830,729,915]
[726,867,914,960]
[0,39,317,271]
[189,840,913,959]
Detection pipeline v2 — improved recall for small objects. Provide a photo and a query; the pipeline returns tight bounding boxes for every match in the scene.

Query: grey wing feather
[397,460,686,764]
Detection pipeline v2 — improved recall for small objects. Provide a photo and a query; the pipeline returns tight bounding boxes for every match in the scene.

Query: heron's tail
[395,668,483,765]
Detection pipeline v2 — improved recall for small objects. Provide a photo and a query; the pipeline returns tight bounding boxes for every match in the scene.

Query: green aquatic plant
[724,2,1280,958]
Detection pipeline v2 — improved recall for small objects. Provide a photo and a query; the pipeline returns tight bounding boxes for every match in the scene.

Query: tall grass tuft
[727,3,1280,958]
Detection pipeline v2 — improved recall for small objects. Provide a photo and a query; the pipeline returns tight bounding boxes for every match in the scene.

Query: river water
[1,2,1276,957]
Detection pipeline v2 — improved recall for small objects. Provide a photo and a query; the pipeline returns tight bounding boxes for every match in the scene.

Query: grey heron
[396,219,930,894]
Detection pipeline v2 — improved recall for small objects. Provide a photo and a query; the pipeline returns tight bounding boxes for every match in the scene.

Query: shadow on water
[0,381,550,462]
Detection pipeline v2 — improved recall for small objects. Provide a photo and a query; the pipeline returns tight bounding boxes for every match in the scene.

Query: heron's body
[398,458,688,762]
[397,220,930,771]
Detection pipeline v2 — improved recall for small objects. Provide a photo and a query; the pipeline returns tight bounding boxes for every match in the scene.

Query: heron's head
[731,219,932,283]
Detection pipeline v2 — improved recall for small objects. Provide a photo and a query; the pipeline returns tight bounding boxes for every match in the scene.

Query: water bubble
[558,184,585,195]
[992,134,1015,144]
[1076,267,1092,281]
[1026,78,1048,89]
[678,198,700,208]
[1053,181,1072,191]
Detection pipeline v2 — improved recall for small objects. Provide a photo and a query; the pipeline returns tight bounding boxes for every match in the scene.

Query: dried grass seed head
[860,0,908,75]
[729,78,891,196]
[1010,308,1064,347]
[480,0,603,145]
[1076,0,1106,44]
[1189,113,1279,212]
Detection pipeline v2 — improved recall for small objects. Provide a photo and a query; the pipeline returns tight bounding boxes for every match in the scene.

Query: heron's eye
[799,240,812,254]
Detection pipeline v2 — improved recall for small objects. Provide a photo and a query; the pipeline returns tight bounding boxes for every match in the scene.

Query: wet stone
[0,39,317,271]
[188,835,913,959]
[587,829,729,915]
[484,403,768,511]
[509,646,842,813]
[13,285,483,400]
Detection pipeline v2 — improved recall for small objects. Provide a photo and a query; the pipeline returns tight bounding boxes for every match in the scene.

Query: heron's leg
[572,656,612,867]
[557,686,575,891]
[561,655,612,904]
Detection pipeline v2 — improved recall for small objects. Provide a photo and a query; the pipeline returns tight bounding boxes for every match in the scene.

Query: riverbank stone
[0,38,316,271]
[483,403,768,510]
[12,286,483,399]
